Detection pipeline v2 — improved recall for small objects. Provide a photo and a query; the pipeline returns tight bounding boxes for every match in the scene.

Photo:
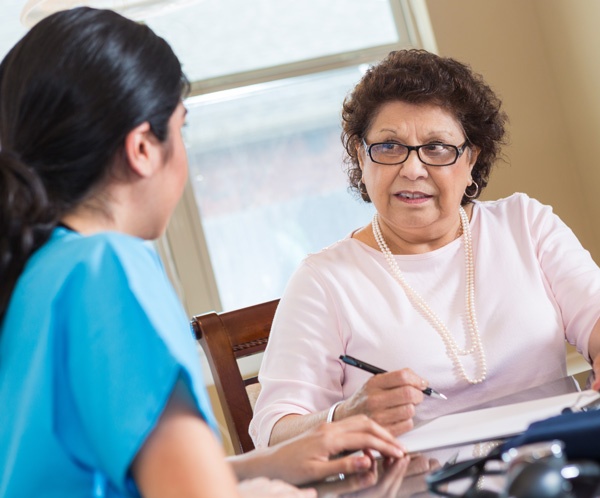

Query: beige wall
[426,0,600,261]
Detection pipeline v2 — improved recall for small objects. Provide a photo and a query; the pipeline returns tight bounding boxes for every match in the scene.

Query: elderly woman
[250,49,600,448]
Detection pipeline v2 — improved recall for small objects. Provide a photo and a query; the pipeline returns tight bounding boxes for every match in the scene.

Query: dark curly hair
[342,49,507,204]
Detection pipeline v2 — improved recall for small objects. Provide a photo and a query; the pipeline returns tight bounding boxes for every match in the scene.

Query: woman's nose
[399,151,429,180]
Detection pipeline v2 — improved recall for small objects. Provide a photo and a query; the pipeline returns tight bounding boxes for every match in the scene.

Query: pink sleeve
[526,196,600,360]
[249,261,345,448]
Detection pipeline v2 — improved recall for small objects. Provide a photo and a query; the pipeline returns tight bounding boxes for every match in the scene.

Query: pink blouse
[250,193,600,448]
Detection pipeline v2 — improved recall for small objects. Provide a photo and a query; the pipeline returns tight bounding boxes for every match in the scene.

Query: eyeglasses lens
[370,143,459,166]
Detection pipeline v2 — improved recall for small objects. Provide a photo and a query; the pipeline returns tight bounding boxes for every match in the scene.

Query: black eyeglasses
[362,139,470,167]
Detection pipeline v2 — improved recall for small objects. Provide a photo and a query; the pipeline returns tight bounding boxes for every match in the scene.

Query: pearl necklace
[372,207,487,384]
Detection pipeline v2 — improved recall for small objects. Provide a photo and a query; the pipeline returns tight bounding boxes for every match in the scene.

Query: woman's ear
[356,142,365,172]
[123,122,160,178]
[468,145,480,172]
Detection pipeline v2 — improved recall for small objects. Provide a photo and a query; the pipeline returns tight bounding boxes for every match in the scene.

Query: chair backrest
[191,299,279,455]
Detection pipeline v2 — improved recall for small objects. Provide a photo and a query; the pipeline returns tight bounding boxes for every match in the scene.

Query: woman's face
[359,101,478,246]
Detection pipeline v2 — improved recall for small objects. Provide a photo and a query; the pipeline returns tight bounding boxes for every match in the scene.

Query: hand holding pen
[327,354,447,437]
[339,355,448,400]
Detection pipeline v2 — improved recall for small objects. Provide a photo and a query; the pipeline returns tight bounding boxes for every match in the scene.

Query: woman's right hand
[334,368,426,436]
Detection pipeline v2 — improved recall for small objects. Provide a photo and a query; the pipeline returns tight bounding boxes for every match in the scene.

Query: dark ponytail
[0,7,188,320]
[0,151,55,317]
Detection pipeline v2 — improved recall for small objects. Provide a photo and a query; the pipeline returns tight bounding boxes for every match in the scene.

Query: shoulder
[39,229,188,352]
[22,228,170,309]
[476,192,545,211]
[70,229,158,265]
[302,236,373,268]
[474,192,553,223]
[284,236,379,293]
[41,228,161,278]
[473,193,568,247]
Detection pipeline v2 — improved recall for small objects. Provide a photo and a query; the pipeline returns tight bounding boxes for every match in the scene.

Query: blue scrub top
[0,227,219,497]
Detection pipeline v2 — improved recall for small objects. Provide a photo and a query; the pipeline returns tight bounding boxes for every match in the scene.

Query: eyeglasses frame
[362,139,470,167]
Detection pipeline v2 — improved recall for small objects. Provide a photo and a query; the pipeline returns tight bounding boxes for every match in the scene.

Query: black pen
[339,354,448,400]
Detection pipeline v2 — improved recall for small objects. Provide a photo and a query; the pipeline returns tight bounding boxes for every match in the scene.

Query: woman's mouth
[395,191,432,204]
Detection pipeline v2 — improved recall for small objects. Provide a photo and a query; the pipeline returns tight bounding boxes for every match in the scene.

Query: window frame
[161,0,437,316]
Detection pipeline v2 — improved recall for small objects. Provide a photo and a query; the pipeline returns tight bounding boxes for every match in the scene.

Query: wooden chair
[191,299,279,455]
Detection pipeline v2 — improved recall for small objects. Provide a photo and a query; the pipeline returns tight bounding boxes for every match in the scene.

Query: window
[148,0,407,82]
[152,0,436,313]
[185,67,378,310]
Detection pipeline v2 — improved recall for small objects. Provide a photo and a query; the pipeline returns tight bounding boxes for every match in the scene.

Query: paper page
[399,389,600,454]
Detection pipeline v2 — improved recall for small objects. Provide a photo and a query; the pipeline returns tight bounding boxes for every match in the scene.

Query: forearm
[268,412,329,446]
[269,371,424,445]
[228,448,273,481]
[588,317,600,362]
[588,318,600,390]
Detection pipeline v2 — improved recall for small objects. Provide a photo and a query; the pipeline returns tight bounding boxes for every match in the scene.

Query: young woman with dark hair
[0,8,406,498]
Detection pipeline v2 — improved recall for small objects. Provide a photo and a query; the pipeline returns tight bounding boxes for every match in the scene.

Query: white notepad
[399,389,600,454]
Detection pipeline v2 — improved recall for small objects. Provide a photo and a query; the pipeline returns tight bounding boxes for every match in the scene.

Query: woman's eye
[423,143,444,151]
[422,144,450,156]
[380,143,406,153]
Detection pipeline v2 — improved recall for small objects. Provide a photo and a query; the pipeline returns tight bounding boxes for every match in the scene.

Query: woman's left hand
[588,318,600,390]
[591,353,600,390]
